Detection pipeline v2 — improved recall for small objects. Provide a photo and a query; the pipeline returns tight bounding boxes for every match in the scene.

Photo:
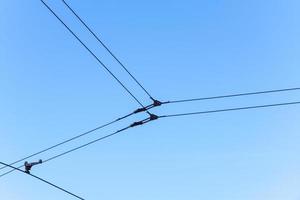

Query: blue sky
[1,0,300,199]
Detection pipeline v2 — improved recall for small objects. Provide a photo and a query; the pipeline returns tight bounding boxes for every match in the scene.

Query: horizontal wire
[167,87,300,104]
[0,162,85,200]
[161,101,300,118]
[40,0,146,109]
[62,0,154,99]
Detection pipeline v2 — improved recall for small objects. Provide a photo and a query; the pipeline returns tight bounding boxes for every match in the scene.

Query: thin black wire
[2,101,299,178]
[40,0,146,109]
[0,126,131,178]
[2,87,299,174]
[0,165,25,179]
[0,162,85,200]
[62,0,153,100]
[167,87,300,104]
[0,119,118,172]
[160,101,300,118]
[3,86,299,175]
[37,101,300,165]
[44,126,131,163]
[0,98,160,178]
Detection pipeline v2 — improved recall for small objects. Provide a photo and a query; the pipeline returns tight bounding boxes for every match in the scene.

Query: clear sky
[1,0,300,199]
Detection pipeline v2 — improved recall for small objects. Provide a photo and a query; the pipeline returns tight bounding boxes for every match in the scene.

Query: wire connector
[129,113,159,128]
[130,121,144,127]
[24,159,43,174]
[153,99,163,107]
[149,113,159,121]
[134,107,147,114]
[133,99,163,114]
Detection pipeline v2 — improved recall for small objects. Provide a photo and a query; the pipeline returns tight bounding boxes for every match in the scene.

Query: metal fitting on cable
[152,99,162,107]
[130,113,159,128]
[149,113,159,121]
[130,121,144,127]
[24,159,43,174]
[134,107,147,114]
[133,99,163,114]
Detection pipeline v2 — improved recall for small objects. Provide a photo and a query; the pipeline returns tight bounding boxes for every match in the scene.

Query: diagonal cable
[41,0,147,108]
[2,87,299,173]
[62,0,154,100]
[0,127,130,178]
[0,115,159,178]
[0,119,117,172]
[1,87,299,173]
[0,101,160,174]
[43,126,131,164]
[2,101,299,178]
[0,161,85,200]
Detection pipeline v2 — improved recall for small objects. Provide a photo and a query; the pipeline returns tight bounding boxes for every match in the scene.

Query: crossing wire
[5,1,297,197]
[1,86,299,175]
[41,0,147,109]
[0,161,85,200]
[62,0,154,100]
[2,100,300,178]
[2,0,162,176]
[0,114,158,178]
[0,118,118,172]
[0,102,158,175]
[0,123,139,178]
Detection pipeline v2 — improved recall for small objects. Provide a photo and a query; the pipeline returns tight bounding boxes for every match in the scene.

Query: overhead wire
[0,119,116,172]
[165,87,300,104]
[43,126,131,164]
[160,101,300,118]
[4,1,299,199]
[0,161,85,200]
[0,100,163,176]
[0,114,159,178]
[2,0,166,176]
[1,86,299,176]
[40,0,147,109]
[3,100,299,179]
[0,128,130,178]
[62,0,154,100]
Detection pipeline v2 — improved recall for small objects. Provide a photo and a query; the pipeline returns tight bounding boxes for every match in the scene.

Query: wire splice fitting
[132,99,163,115]
[134,107,147,114]
[130,113,159,128]
[130,121,144,127]
[153,99,163,107]
[149,113,159,121]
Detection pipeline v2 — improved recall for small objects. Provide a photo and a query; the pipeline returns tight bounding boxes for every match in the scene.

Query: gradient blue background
[1,0,300,199]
